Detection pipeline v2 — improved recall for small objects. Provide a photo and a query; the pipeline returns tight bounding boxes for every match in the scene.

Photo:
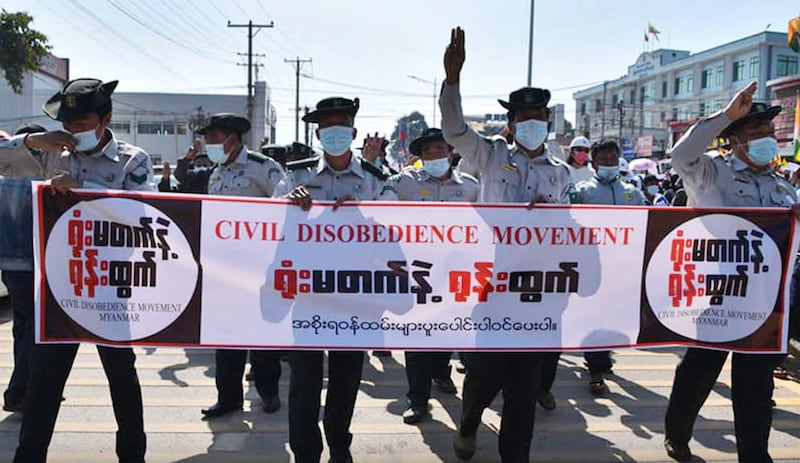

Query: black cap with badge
[195,113,251,136]
[498,87,551,111]
[43,78,118,122]
[719,102,782,138]
[302,97,360,123]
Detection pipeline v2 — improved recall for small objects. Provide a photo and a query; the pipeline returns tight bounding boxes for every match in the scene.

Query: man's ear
[315,127,320,140]
[352,127,358,140]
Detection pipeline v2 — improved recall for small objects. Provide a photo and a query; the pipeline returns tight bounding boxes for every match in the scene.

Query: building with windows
[113,81,277,165]
[573,31,799,158]
[0,54,70,132]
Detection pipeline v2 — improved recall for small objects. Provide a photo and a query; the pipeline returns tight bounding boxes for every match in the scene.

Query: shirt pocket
[725,179,759,206]
[768,189,795,207]
[497,168,520,200]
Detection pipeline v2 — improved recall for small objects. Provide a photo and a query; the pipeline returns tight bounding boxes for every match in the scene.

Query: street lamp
[407,75,437,127]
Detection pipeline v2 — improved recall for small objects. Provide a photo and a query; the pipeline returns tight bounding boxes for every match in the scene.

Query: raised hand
[362,132,387,163]
[444,27,465,85]
[724,81,757,122]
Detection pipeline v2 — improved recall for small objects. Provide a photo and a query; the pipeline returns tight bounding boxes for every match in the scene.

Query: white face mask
[514,119,548,150]
[319,126,354,157]
[73,125,101,152]
[205,136,231,164]
[422,157,451,178]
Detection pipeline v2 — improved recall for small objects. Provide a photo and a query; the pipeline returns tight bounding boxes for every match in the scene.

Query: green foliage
[0,9,50,94]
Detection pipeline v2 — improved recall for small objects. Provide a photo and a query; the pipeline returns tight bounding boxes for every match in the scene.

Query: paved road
[0,307,799,462]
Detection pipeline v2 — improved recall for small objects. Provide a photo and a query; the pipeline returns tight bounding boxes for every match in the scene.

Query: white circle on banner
[44,198,197,341]
[645,214,781,343]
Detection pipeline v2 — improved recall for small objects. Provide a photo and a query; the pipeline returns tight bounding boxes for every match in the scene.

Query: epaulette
[360,158,389,181]
[286,157,320,170]
[247,150,269,163]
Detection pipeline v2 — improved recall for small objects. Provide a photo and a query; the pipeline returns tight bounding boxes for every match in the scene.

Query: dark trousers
[405,351,453,407]
[584,351,612,375]
[14,343,146,463]
[459,352,543,463]
[289,350,363,463]
[540,352,560,394]
[665,348,784,463]
[1,270,34,408]
[215,349,282,403]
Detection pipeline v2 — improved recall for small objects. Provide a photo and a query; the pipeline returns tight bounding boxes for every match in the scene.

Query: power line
[66,0,194,86]
[229,19,274,147]
[284,57,312,142]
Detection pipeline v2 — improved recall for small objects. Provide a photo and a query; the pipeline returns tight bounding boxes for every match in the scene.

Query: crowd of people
[0,26,797,463]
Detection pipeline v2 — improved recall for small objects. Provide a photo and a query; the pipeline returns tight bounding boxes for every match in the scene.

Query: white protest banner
[32,183,799,353]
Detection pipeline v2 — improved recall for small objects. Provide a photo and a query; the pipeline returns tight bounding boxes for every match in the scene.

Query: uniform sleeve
[272,173,294,198]
[669,111,730,193]
[556,165,571,204]
[439,82,494,173]
[124,152,155,192]
[263,158,287,197]
[375,177,398,201]
[0,134,50,178]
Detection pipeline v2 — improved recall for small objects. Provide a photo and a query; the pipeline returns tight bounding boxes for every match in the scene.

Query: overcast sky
[4,0,799,143]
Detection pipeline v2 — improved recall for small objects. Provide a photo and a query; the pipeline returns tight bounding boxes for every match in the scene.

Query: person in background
[566,135,593,185]
[643,175,671,206]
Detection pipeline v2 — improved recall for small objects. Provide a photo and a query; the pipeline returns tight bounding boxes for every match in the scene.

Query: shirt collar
[730,153,773,175]
[317,152,365,178]
[418,167,459,183]
[231,145,249,166]
[92,129,120,162]
[514,145,560,165]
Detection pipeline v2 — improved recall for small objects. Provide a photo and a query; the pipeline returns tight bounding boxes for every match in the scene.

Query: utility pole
[228,19,273,147]
[527,0,535,85]
[303,106,310,146]
[285,57,313,142]
[407,75,437,127]
[600,81,607,138]
[617,99,626,141]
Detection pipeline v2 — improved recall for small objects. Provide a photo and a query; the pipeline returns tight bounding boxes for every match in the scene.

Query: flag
[790,16,800,53]
[793,94,800,162]
[398,126,407,155]
[648,22,661,41]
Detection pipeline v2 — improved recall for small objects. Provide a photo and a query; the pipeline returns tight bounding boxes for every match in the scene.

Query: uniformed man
[0,78,151,463]
[575,140,644,395]
[197,113,286,418]
[389,128,478,425]
[277,96,396,463]
[440,27,571,463]
[663,81,798,463]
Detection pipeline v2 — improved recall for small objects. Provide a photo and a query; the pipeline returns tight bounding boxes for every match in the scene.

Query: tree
[0,9,50,94]
[563,119,574,139]
[387,111,428,165]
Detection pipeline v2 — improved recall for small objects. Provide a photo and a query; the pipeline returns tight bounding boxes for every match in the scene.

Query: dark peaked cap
[195,113,251,135]
[303,97,360,123]
[719,102,782,138]
[498,87,551,111]
[43,78,118,122]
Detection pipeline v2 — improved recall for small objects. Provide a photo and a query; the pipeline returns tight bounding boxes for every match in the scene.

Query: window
[672,107,678,120]
[662,80,667,98]
[715,65,724,86]
[642,82,655,102]
[629,88,635,104]
[660,111,666,122]
[137,121,176,135]
[777,55,799,77]
[698,102,706,117]
[109,122,130,134]
[177,123,188,135]
[749,56,759,78]
[612,94,618,107]
[732,60,746,81]
[674,77,681,95]
[580,102,586,116]
[595,98,602,112]
[701,69,713,89]
[674,74,693,95]
[686,75,694,93]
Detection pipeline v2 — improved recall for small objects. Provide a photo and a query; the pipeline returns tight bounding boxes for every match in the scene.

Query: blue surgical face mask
[646,185,660,196]
[514,119,548,150]
[73,125,101,152]
[319,126,354,157]
[422,157,451,178]
[205,136,231,164]
[746,136,778,166]
[596,165,620,182]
